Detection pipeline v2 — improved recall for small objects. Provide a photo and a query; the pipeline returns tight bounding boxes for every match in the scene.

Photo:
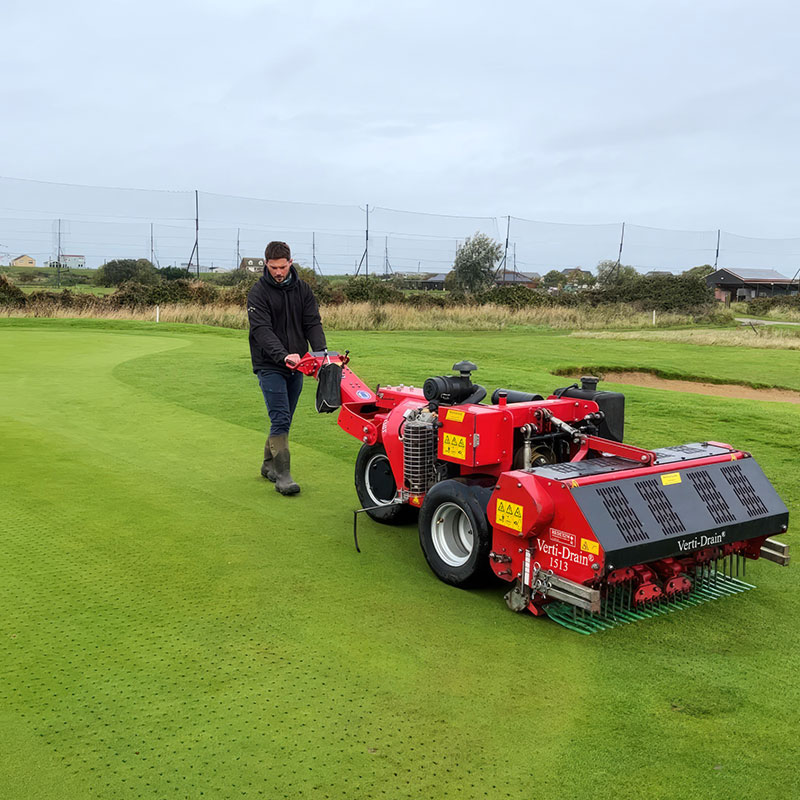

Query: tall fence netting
[1,176,798,280]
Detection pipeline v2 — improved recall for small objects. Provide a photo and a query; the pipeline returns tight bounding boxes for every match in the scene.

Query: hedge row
[341,277,714,312]
[746,295,800,316]
[2,272,715,313]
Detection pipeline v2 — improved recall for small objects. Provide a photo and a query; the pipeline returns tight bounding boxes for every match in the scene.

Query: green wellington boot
[268,434,300,495]
[260,438,277,482]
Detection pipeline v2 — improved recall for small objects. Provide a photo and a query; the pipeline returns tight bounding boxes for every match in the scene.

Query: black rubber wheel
[354,443,416,524]
[418,480,494,588]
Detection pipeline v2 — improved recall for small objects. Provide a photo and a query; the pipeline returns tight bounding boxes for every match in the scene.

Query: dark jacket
[247,266,326,374]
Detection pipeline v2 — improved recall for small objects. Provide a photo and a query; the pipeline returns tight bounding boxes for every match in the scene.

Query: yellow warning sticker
[442,433,467,460]
[571,480,579,488]
[445,408,465,422]
[661,472,682,486]
[581,538,600,555]
[496,499,523,532]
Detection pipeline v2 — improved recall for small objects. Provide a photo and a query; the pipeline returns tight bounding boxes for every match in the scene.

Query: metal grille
[721,464,768,517]
[597,485,649,544]
[687,470,735,524]
[403,419,438,493]
[540,463,585,475]
[636,479,686,536]
[662,444,707,455]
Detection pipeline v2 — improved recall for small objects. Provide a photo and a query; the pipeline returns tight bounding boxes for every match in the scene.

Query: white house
[61,254,86,269]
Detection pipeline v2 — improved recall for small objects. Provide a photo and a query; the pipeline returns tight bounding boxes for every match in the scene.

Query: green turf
[2,319,799,799]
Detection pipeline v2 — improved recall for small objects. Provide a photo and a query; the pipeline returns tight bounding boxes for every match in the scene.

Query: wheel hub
[431,502,474,566]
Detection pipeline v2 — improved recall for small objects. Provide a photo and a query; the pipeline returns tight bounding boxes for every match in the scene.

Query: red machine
[296,352,790,633]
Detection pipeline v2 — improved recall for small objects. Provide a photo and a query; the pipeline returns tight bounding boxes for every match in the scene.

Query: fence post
[195,190,200,278]
[156,304,160,323]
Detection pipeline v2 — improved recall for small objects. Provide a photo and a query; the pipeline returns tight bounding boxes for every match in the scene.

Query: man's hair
[265,241,291,261]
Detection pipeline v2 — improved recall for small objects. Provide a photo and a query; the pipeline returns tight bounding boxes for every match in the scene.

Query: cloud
[2,0,800,242]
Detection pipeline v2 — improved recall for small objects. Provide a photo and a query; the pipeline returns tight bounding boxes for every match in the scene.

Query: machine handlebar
[289,350,350,378]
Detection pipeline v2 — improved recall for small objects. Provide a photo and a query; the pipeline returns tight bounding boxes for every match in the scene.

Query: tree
[451,232,503,293]
[94,258,158,286]
[295,265,325,292]
[158,265,192,281]
[596,259,639,286]
[682,264,715,279]
[0,274,26,307]
[541,269,566,289]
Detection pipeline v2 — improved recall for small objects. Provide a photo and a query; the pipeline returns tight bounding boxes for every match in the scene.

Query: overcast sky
[2,0,799,257]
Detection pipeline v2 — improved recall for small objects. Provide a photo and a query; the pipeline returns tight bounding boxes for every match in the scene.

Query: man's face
[266,257,292,283]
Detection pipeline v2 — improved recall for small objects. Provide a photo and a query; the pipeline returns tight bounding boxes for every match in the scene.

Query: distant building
[61,254,85,269]
[240,257,265,274]
[495,270,538,287]
[400,273,436,290]
[11,254,35,267]
[410,269,544,291]
[560,267,593,288]
[420,273,448,291]
[645,270,674,277]
[705,268,798,302]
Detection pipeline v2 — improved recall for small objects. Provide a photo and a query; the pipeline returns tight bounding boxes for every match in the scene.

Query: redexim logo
[677,531,726,551]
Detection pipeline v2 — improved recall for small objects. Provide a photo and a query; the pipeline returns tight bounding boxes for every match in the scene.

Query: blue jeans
[257,370,304,436]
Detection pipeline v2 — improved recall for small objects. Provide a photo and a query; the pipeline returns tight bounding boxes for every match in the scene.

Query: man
[247,241,326,495]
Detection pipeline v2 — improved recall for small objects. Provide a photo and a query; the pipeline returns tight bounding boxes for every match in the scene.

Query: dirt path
[602,371,800,404]
[736,317,800,327]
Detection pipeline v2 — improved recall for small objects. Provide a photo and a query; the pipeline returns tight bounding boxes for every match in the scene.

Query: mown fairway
[2,318,799,799]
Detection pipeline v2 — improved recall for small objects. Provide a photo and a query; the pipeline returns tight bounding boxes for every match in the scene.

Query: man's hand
[284,353,301,368]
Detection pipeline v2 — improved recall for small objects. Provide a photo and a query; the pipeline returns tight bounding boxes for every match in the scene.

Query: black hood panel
[571,457,788,568]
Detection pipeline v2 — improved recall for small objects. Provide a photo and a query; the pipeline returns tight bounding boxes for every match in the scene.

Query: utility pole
[384,236,393,275]
[615,222,626,280]
[150,223,155,265]
[312,232,320,275]
[714,228,721,269]
[187,192,200,276]
[57,218,62,288]
[503,215,510,274]
[195,190,200,278]
[236,227,240,268]
[365,203,370,278]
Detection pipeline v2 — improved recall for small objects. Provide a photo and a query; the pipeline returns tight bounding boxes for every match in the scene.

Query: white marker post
[156,304,160,323]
